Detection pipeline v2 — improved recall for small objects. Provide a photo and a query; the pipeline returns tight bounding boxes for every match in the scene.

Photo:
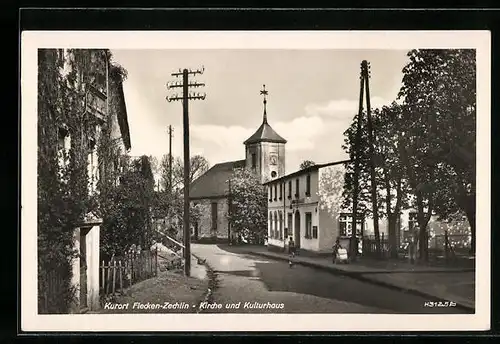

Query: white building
[264,160,354,254]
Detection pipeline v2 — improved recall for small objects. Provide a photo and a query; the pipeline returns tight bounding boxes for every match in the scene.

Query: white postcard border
[21,30,491,332]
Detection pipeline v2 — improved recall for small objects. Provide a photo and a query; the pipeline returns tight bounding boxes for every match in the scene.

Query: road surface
[192,244,470,314]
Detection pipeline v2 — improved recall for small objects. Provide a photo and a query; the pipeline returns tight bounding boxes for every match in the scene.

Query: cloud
[190,124,253,165]
[305,96,395,120]
[188,116,331,171]
[191,125,253,148]
[274,116,328,152]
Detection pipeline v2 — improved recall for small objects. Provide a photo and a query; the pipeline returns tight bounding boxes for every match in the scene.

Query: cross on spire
[260,84,268,124]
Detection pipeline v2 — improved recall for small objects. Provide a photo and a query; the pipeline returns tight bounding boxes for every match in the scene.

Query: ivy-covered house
[38,49,130,314]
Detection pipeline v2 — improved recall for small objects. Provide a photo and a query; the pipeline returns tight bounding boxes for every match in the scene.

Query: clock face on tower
[270,155,277,165]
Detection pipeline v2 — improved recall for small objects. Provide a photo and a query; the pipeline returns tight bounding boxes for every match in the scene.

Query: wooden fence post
[155,247,158,276]
[101,260,105,291]
[112,260,117,295]
[137,253,141,281]
[444,230,449,262]
[131,254,134,284]
[105,263,110,295]
[119,261,123,294]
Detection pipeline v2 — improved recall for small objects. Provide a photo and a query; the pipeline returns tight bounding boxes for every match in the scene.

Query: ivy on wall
[37,49,127,313]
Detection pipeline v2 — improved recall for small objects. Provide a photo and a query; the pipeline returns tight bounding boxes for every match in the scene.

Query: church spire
[260,84,268,124]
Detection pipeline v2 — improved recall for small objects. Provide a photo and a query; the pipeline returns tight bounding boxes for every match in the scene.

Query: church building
[189,85,287,242]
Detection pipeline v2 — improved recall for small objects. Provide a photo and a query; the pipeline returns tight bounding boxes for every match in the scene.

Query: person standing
[332,237,341,264]
[288,237,296,267]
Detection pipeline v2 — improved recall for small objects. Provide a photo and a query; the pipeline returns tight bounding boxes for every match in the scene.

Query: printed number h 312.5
[424,301,457,308]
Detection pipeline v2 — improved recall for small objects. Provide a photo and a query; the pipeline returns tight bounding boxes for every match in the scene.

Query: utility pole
[362,60,381,257]
[168,125,174,195]
[166,67,206,277]
[351,62,365,261]
[228,178,232,245]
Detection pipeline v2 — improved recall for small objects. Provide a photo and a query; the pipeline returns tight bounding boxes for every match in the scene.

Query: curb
[191,254,218,313]
[248,250,475,313]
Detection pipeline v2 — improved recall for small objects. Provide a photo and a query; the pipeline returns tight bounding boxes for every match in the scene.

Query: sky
[111,49,410,178]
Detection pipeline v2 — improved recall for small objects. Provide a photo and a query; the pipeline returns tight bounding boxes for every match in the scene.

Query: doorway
[287,213,293,240]
[294,211,301,249]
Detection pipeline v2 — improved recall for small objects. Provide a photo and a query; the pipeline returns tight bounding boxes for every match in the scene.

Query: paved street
[192,244,471,314]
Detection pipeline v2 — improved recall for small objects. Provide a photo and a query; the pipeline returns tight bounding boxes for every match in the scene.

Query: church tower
[244,85,287,184]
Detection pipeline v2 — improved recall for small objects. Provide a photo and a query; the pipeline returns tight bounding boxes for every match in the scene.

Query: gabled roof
[189,159,246,199]
[243,120,287,145]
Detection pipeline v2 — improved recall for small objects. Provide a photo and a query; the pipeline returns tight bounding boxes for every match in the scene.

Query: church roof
[189,159,246,200]
[244,84,287,145]
[243,120,287,145]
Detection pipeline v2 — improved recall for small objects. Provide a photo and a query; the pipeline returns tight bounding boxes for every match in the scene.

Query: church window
[269,186,272,202]
[274,184,277,201]
[288,181,292,199]
[251,153,256,169]
[279,183,283,200]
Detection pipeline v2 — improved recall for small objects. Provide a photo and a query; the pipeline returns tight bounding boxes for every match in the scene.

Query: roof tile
[189,159,246,199]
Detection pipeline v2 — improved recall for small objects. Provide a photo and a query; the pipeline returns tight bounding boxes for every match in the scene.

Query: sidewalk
[239,245,475,311]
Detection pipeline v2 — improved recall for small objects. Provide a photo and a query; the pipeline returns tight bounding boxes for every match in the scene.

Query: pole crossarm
[166,93,206,102]
[167,81,206,89]
[170,66,205,77]
[165,66,206,277]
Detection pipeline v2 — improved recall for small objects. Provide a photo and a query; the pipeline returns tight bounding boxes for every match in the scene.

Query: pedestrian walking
[288,237,296,267]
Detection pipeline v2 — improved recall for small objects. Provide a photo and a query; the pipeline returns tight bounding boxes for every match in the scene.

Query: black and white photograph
[21,31,490,332]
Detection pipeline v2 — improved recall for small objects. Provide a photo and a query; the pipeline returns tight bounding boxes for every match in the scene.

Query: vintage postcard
[21,31,490,332]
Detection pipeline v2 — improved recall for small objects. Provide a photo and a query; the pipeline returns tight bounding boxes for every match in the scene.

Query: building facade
[265,160,351,254]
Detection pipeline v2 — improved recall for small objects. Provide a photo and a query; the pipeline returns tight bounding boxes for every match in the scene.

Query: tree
[342,110,383,256]
[148,155,159,178]
[342,104,414,259]
[374,104,411,258]
[318,165,347,219]
[227,168,268,243]
[159,154,210,192]
[300,160,316,170]
[398,49,476,256]
[100,155,156,258]
[156,154,209,239]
